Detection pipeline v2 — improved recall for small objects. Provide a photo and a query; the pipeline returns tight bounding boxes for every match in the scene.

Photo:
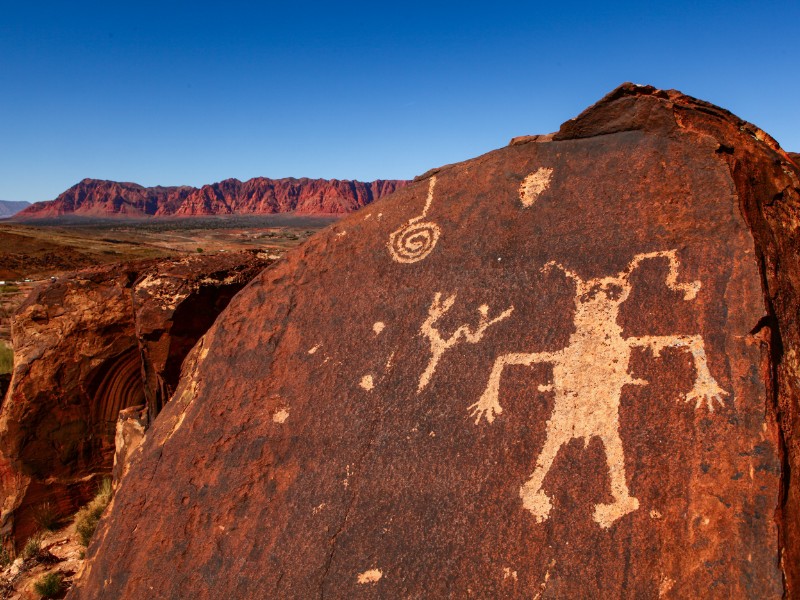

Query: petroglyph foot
[468,396,502,424]
[520,485,552,523]
[685,382,728,411]
[593,496,639,528]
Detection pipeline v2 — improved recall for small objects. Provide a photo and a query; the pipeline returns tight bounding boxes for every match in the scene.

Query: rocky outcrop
[112,405,147,488]
[0,252,272,547]
[17,177,408,218]
[71,84,800,598]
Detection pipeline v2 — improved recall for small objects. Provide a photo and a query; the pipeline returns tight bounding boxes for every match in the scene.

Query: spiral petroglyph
[387,177,441,263]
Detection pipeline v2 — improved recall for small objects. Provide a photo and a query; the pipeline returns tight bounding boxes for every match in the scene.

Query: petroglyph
[388,177,441,263]
[519,167,554,207]
[470,250,728,527]
[373,321,385,335]
[272,407,290,423]
[357,569,383,584]
[360,374,375,391]
[419,292,513,392]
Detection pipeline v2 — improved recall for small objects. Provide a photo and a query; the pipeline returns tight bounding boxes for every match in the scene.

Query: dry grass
[74,478,112,546]
[0,342,12,374]
[22,531,44,559]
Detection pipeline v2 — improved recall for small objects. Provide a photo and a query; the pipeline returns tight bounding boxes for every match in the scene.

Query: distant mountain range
[0,200,31,218]
[16,177,409,219]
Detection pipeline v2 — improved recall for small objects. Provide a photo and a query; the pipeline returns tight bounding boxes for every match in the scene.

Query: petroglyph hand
[468,394,503,425]
[684,381,728,411]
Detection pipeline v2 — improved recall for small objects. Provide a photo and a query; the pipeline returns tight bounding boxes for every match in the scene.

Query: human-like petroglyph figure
[469,250,728,528]
[388,177,441,263]
[418,292,513,392]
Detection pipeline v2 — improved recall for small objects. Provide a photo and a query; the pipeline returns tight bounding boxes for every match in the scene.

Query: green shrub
[33,502,59,531]
[22,531,44,559]
[33,571,63,598]
[0,544,11,567]
[74,478,112,546]
[0,342,12,375]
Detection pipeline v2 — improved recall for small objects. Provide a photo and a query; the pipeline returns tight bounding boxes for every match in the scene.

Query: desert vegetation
[0,342,11,374]
[33,571,63,598]
[74,478,113,546]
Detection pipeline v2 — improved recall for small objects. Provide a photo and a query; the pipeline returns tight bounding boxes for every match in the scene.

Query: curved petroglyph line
[624,250,701,300]
[519,167,554,207]
[387,177,441,263]
[471,250,727,528]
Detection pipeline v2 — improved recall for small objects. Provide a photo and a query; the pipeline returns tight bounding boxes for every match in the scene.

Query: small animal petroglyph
[418,292,513,392]
[387,177,441,263]
[519,167,554,207]
[470,250,728,528]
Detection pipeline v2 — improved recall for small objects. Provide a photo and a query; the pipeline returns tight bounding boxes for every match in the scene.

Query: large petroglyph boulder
[0,252,271,547]
[72,84,799,598]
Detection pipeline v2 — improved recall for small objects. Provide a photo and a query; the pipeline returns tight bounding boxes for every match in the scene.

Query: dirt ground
[0,214,335,347]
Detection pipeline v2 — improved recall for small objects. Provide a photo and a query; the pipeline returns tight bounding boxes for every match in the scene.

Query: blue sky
[1,1,797,202]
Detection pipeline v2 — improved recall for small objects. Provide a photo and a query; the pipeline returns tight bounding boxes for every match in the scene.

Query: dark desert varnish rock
[71,85,799,598]
[0,252,272,547]
[16,177,408,218]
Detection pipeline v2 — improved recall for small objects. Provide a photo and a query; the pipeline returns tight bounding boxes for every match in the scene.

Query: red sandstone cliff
[0,252,273,547]
[17,177,408,218]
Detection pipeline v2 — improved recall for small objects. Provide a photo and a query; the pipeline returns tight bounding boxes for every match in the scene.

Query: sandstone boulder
[72,85,799,598]
[0,252,272,547]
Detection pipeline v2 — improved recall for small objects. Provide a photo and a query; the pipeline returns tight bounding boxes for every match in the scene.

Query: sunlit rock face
[0,252,272,548]
[73,84,798,599]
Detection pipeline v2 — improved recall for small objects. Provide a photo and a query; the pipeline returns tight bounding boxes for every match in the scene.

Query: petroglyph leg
[593,432,639,528]
[629,334,728,410]
[519,426,566,522]
[470,351,557,424]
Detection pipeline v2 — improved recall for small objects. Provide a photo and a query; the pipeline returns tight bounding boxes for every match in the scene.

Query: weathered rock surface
[17,177,408,218]
[0,252,272,547]
[72,85,799,598]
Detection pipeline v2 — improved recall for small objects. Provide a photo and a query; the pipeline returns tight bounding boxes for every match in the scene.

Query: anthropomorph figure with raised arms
[468,250,728,528]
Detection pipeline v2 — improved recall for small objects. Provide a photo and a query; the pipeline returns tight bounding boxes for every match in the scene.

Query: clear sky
[1,1,797,203]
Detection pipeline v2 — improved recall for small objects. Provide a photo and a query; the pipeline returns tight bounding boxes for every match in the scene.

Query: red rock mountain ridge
[18,177,408,218]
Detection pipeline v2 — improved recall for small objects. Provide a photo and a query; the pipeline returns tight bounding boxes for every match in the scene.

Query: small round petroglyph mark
[359,375,374,391]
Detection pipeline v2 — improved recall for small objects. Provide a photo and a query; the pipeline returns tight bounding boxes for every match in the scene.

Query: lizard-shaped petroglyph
[418,292,513,392]
[469,250,728,528]
[388,176,441,263]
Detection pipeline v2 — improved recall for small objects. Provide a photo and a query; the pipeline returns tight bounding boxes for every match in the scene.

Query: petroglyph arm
[628,334,728,410]
[542,260,583,286]
[624,250,701,300]
[470,351,559,424]
[418,293,513,392]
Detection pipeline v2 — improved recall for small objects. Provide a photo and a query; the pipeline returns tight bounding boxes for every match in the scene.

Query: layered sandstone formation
[0,252,272,547]
[73,85,799,598]
[17,177,407,218]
